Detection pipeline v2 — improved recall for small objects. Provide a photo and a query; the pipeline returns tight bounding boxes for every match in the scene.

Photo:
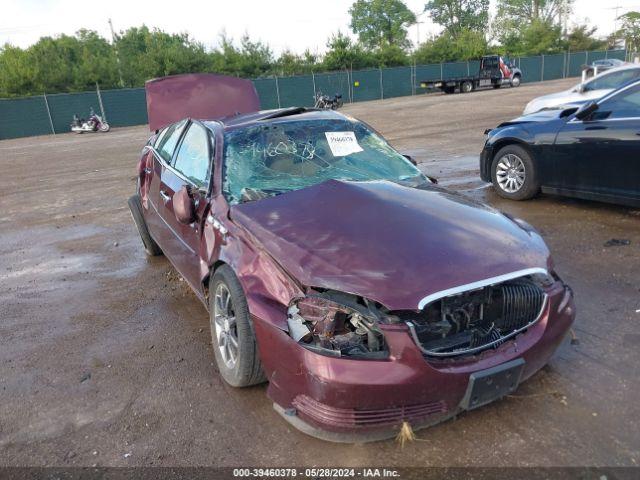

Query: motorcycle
[313,91,343,110]
[70,108,110,133]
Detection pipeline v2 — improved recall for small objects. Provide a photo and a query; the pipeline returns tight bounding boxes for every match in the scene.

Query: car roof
[203,108,354,132]
[592,58,623,65]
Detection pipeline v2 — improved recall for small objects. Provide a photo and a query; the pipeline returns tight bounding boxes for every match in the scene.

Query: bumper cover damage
[255,276,575,442]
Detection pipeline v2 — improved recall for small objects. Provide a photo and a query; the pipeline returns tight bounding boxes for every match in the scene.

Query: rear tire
[128,194,162,256]
[209,265,266,387]
[491,145,540,201]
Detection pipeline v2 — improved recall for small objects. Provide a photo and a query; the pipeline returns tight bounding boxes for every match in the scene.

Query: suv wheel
[461,81,473,93]
[209,265,266,387]
[491,145,540,200]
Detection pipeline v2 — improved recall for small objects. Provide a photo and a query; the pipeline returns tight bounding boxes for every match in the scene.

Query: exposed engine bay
[287,275,549,359]
[287,291,387,359]
[405,276,547,357]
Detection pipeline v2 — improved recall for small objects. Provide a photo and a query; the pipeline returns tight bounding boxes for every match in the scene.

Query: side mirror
[575,101,598,121]
[426,175,438,184]
[173,185,196,224]
[403,154,418,166]
[576,83,585,94]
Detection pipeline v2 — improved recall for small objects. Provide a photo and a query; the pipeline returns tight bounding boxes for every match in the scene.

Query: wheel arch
[483,137,534,180]
[491,138,535,164]
[202,259,228,302]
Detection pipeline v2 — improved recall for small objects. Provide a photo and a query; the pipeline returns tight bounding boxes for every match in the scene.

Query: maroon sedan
[128,74,575,442]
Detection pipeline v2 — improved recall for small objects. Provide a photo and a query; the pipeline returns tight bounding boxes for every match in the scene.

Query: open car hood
[145,73,260,131]
[231,180,550,311]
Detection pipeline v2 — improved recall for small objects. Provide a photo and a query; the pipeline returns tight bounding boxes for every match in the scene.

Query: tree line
[1,0,638,98]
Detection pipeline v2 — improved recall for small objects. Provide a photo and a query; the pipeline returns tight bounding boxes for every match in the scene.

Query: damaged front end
[405,270,552,358]
[287,291,388,359]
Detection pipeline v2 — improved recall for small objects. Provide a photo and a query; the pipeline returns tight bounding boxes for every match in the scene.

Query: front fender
[199,210,304,331]
[481,126,536,180]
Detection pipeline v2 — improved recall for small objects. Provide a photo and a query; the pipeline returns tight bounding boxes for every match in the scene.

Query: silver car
[523,64,640,115]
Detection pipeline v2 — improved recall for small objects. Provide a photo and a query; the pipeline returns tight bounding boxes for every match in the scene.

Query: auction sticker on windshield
[325,131,363,157]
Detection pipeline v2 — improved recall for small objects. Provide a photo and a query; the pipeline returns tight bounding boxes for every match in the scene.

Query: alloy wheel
[213,283,239,369]
[496,153,526,193]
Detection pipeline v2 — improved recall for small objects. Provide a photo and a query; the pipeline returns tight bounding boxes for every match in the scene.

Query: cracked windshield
[223,119,425,204]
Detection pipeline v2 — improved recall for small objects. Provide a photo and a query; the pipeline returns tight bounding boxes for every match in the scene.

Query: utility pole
[108,18,125,88]
[608,5,623,48]
[415,20,424,47]
[412,10,428,49]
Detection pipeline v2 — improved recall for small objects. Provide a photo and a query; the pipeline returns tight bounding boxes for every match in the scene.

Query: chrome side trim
[417,267,548,310]
[408,293,548,358]
[569,116,640,124]
[206,214,228,236]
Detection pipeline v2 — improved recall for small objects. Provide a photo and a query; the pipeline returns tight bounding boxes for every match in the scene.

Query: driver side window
[596,84,640,120]
[173,123,212,188]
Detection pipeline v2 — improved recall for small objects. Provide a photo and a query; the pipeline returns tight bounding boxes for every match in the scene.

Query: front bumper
[253,282,575,442]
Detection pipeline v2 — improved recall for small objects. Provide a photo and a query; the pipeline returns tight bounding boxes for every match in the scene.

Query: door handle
[159,190,171,203]
[144,167,152,174]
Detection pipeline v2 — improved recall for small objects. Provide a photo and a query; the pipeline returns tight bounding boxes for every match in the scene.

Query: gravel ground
[1,78,639,468]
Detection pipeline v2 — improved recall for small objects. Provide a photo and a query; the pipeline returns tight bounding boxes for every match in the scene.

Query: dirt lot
[1,78,639,468]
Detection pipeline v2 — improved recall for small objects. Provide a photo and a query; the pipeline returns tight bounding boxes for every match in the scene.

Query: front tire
[461,81,473,93]
[209,265,266,387]
[511,75,521,87]
[99,122,110,132]
[491,145,540,200]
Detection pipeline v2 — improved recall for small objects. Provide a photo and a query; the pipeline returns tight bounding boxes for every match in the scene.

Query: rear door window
[172,123,212,188]
[156,119,187,163]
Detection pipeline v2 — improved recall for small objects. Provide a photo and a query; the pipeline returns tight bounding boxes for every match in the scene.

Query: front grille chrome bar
[407,294,547,357]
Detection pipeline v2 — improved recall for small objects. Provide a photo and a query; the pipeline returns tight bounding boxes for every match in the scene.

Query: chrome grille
[406,274,549,358]
[498,281,546,331]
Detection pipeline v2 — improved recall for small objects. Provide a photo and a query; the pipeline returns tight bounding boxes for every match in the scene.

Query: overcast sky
[2,0,640,54]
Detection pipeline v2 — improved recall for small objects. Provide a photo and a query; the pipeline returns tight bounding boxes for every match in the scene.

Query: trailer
[420,55,522,94]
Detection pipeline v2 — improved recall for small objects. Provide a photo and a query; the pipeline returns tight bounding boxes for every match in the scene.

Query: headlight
[287,293,388,359]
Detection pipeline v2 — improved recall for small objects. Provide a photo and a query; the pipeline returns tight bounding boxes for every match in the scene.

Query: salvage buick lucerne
[128,73,575,442]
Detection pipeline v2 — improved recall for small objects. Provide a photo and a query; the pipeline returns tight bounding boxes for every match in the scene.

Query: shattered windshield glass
[222,119,426,204]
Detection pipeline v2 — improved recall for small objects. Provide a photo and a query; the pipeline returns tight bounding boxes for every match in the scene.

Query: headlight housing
[287,293,388,359]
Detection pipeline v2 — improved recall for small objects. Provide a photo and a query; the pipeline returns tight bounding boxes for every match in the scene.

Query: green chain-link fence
[0,49,629,140]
